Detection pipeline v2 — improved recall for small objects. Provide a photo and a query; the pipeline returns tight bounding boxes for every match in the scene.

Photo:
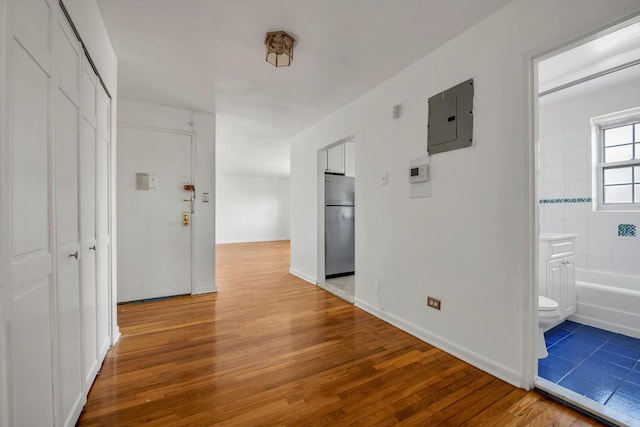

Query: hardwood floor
[78,241,601,426]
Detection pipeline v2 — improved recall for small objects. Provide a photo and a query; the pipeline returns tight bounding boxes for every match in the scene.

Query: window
[592,108,640,210]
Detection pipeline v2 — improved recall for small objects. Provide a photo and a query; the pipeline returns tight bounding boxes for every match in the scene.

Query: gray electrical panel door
[428,79,474,155]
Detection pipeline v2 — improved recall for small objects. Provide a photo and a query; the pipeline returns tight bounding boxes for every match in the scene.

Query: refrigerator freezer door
[325,174,354,206]
[325,206,355,276]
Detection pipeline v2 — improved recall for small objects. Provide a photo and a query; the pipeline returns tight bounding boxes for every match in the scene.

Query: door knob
[89,245,96,251]
[69,251,79,260]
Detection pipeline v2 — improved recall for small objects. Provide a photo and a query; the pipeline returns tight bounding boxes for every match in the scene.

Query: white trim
[522,47,538,390]
[193,284,218,295]
[355,298,523,388]
[289,268,317,285]
[63,394,86,427]
[111,326,120,346]
[216,237,290,244]
[0,0,9,425]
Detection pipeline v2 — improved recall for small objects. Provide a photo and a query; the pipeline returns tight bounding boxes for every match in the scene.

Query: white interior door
[79,58,98,391]
[8,1,55,425]
[54,16,84,427]
[118,127,192,302]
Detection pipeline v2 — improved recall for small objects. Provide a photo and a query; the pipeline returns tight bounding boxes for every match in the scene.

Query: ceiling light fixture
[265,31,295,67]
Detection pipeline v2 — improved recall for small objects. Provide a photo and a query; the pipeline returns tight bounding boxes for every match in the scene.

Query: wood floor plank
[77,241,603,426]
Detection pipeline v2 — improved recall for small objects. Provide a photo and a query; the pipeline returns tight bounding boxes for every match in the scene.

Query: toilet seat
[539,295,558,311]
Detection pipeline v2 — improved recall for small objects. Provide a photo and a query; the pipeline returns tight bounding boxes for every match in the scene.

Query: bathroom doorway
[533,16,640,426]
[317,137,356,304]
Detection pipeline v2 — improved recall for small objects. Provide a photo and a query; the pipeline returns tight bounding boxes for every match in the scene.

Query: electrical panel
[428,79,474,155]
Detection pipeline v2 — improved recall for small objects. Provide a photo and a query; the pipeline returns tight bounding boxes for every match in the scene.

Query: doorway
[533,16,640,426]
[317,138,356,303]
[117,126,194,302]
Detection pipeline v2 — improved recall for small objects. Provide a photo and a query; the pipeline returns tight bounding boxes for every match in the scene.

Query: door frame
[526,10,640,423]
[117,122,197,296]
[0,0,10,424]
[316,135,355,284]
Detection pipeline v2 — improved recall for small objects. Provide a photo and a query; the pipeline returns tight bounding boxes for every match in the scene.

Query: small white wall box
[409,163,428,183]
[427,79,474,155]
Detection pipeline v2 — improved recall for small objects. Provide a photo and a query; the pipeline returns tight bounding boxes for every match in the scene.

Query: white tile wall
[588,237,613,257]
[613,258,640,276]
[587,218,613,239]
[588,255,613,271]
[539,122,640,277]
[565,180,590,198]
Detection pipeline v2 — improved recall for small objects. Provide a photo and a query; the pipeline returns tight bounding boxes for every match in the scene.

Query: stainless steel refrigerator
[325,174,355,277]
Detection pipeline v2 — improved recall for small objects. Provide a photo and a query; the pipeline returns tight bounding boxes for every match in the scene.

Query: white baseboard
[67,394,87,427]
[111,326,121,346]
[216,237,290,244]
[289,268,317,285]
[355,298,523,388]
[193,283,218,295]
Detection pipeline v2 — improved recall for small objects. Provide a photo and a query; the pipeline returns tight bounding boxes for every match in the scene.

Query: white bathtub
[572,269,640,339]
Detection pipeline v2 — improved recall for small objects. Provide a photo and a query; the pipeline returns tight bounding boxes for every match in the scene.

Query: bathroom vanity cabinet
[539,233,578,321]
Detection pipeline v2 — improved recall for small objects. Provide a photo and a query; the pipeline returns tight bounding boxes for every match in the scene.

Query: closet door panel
[80,63,98,389]
[8,1,54,421]
[54,17,84,426]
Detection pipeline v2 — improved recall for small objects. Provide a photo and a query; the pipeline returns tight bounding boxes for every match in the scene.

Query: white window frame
[591,106,640,212]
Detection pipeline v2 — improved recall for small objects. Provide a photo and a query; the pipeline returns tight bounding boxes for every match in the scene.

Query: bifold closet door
[54,16,85,427]
[80,57,99,392]
[7,0,56,425]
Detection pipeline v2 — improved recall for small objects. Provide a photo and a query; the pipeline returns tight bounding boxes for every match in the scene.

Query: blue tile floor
[539,320,640,422]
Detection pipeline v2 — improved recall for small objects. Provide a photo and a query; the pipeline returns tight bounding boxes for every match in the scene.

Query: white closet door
[54,17,85,427]
[96,85,111,360]
[80,58,98,391]
[8,0,55,425]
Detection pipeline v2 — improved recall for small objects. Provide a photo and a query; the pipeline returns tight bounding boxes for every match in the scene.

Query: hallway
[78,241,597,425]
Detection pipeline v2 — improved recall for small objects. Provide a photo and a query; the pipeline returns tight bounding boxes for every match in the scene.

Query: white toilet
[537,295,561,358]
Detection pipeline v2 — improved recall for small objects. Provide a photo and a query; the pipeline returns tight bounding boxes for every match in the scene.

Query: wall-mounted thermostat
[409,164,428,183]
[410,156,431,198]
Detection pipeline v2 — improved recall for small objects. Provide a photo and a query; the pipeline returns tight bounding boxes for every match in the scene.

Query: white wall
[289,0,640,388]
[216,175,289,244]
[118,99,217,294]
[540,79,640,276]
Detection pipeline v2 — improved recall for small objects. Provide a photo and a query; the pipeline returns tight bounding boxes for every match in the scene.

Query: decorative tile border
[539,198,592,204]
[618,224,637,237]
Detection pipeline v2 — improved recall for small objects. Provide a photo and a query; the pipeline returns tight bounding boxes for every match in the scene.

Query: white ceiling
[539,20,640,106]
[97,0,513,177]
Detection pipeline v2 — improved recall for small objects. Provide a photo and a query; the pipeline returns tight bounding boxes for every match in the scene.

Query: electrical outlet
[427,296,441,310]
[374,280,381,294]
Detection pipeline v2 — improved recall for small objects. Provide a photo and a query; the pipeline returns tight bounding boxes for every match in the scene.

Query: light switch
[380,172,388,186]
[149,175,158,189]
